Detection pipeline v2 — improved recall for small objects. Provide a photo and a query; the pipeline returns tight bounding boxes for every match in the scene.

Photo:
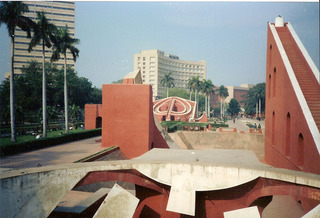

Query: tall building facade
[6,1,75,78]
[133,50,206,99]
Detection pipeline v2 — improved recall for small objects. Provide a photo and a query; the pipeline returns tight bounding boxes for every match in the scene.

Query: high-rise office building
[134,50,206,99]
[5,1,75,78]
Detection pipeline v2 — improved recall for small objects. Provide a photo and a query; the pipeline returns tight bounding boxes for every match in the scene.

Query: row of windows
[27,16,75,26]
[159,58,204,69]
[158,68,204,78]
[14,60,74,65]
[137,56,155,62]
[136,57,205,70]
[15,29,74,36]
[14,63,73,69]
[14,54,74,61]
[28,10,74,18]
[14,47,73,55]
[159,64,204,73]
[26,4,75,11]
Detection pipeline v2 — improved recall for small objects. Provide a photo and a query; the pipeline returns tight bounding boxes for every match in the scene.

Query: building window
[138,57,140,61]
[273,67,276,97]
[268,74,271,98]
[285,113,290,156]
[268,44,272,67]
[150,57,155,61]
[298,133,304,167]
[143,57,146,61]
[272,111,275,145]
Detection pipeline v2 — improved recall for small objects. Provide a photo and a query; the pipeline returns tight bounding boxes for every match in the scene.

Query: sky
[0,1,319,88]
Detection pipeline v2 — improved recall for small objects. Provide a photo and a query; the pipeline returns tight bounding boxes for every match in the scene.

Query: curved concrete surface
[1,149,320,217]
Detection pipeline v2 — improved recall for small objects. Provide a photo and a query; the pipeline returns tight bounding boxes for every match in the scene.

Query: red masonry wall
[265,23,320,174]
[101,84,168,159]
[84,104,102,130]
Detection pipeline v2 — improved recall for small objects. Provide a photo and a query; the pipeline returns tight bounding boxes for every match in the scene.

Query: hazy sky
[0,1,319,88]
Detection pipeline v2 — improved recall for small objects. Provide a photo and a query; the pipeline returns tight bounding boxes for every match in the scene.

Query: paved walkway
[0,136,103,169]
[226,117,265,133]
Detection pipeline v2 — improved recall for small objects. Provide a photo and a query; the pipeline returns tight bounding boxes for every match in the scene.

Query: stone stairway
[277,26,320,132]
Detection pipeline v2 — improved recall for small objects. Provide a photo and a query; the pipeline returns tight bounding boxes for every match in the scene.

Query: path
[226,117,265,133]
[0,136,103,169]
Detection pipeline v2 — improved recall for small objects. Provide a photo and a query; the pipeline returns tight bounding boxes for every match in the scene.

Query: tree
[28,12,57,137]
[51,25,80,133]
[112,79,123,84]
[243,83,266,116]
[161,87,189,99]
[228,98,241,116]
[218,85,229,120]
[1,61,102,125]
[200,79,215,118]
[69,104,81,122]
[187,79,193,100]
[160,72,175,98]
[253,83,265,118]
[0,1,35,142]
[189,76,201,116]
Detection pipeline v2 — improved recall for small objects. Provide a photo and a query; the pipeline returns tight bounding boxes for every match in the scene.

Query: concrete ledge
[1,149,320,217]
[74,146,119,163]
[54,188,109,214]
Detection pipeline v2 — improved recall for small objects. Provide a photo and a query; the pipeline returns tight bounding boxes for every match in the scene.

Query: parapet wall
[170,131,265,160]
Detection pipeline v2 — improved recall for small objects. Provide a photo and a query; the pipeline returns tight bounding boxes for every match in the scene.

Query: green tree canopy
[0,61,102,124]
[228,98,241,116]
[160,72,175,98]
[243,83,266,115]
[161,87,189,99]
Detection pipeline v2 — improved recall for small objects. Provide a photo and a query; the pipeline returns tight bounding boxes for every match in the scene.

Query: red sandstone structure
[153,96,197,122]
[265,17,320,174]
[85,70,169,158]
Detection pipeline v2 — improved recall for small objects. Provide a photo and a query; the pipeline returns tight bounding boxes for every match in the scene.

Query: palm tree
[253,84,265,118]
[189,76,201,116]
[160,72,175,98]
[0,1,35,142]
[218,85,229,120]
[28,12,57,137]
[201,79,215,118]
[187,79,193,100]
[51,25,79,133]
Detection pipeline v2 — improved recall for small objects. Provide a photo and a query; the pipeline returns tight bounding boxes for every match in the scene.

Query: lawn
[1,129,86,146]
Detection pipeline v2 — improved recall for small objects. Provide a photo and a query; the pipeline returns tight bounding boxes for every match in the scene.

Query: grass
[0,129,86,147]
[1,128,101,156]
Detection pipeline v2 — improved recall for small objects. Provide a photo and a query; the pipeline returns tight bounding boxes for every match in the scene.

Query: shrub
[0,128,101,156]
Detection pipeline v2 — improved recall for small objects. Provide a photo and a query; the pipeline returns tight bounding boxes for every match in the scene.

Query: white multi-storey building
[5,1,75,78]
[134,50,206,99]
